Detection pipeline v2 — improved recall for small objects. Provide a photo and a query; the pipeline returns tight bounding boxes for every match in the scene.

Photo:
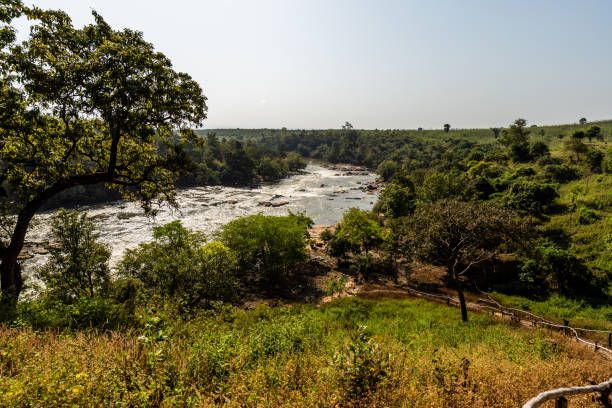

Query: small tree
[490,127,501,139]
[564,137,588,161]
[443,124,451,133]
[376,160,399,182]
[373,183,415,218]
[218,213,312,282]
[579,117,587,125]
[119,221,236,306]
[337,209,382,254]
[36,209,110,301]
[585,125,601,142]
[0,4,207,314]
[401,200,532,322]
[499,118,530,147]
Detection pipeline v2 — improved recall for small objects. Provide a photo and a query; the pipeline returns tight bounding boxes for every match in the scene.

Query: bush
[530,141,550,158]
[331,326,391,400]
[542,164,580,183]
[284,152,306,171]
[537,156,562,166]
[376,160,399,181]
[373,183,415,218]
[35,209,110,302]
[119,221,237,306]
[577,207,600,225]
[218,213,312,281]
[337,209,382,253]
[503,181,558,215]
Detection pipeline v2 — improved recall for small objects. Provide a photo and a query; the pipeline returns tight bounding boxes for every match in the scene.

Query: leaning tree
[0,3,207,315]
[401,199,533,322]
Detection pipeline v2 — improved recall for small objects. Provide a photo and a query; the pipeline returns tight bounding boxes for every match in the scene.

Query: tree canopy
[0,3,207,314]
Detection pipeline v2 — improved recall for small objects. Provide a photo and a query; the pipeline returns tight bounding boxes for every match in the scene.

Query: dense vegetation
[2,298,609,407]
[1,1,611,407]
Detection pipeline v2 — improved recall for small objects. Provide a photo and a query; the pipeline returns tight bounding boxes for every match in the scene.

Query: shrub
[35,209,110,302]
[337,209,382,253]
[218,213,312,281]
[529,141,550,158]
[585,149,604,173]
[542,164,580,183]
[376,160,399,181]
[537,156,562,166]
[331,326,391,400]
[577,207,600,225]
[119,221,237,306]
[284,152,306,171]
[503,181,558,215]
[373,183,415,218]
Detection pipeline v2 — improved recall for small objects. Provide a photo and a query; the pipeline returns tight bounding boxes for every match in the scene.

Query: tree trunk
[0,252,23,320]
[0,206,40,319]
[457,286,468,322]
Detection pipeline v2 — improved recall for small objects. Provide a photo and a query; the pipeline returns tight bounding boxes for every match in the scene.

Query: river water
[22,163,377,273]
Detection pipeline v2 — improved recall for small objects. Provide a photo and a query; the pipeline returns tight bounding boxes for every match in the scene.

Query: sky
[11,0,612,129]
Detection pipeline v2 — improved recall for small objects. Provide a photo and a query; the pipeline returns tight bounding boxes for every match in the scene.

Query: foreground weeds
[0,298,609,407]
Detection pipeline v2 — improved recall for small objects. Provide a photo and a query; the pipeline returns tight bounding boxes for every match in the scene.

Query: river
[22,163,378,274]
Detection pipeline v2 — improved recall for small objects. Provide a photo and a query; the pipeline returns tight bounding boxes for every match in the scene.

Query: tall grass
[1,298,609,407]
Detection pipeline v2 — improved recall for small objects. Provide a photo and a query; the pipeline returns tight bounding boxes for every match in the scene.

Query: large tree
[401,200,533,322]
[0,3,207,314]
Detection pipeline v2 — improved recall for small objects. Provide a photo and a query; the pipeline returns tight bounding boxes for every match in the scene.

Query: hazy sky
[12,1,612,129]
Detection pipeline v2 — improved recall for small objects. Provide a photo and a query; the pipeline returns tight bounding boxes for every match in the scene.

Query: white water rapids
[21,163,377,276]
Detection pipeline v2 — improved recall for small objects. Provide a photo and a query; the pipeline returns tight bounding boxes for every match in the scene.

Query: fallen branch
[522,377,612,408]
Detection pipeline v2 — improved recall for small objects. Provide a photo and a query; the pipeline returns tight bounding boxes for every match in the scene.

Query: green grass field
[1,298,609,407]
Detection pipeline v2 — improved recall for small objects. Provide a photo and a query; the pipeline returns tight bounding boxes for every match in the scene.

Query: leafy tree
[585,149,604,173]
[443,124,451,133]
[284,152,306,171]
[119,221,236,306]
[564,137,588,161]
[490,127,501,139]
[218,213,312,281]
[503,181,558,216]
[0,5,207,314]
[256,157,286,181]
[36,209,110,302]
[579,117,587,125]
[499,118,530,147]
[529,141,550,158]
[585,125,602,142]
[571,130,586,140]
[376,160,399,182]
[337,209,382,254]
[373,183,415,218]
[416,170,469,202]
[401,200,532,321]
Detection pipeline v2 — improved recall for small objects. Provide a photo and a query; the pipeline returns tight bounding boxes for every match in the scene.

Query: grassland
[1,298,610,407]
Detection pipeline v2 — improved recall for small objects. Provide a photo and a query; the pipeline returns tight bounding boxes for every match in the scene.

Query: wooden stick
[522,377,612,408]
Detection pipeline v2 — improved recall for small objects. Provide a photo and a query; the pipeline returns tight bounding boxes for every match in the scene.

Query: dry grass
[1,298,610,407]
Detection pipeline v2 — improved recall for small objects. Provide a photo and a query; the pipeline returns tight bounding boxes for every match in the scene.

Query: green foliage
[256,156,287,181]
[218,213,312,281]
[376,160,399,181]
[499,118,530,147]
[337,209,382,253]
[36,209,110,301]
[283,152,306,171]
[326,276,348,296]
[417,170,469,202]
[541,164,580,183]
[577,207,600,225]
[373,182,415,218]
[0,2,207,309]
[119,221,236,306]
[529,141,550,158]
[585,149,604,173]
[527,242,604,297]
[503,181,558,215]
[331,325,391,399]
